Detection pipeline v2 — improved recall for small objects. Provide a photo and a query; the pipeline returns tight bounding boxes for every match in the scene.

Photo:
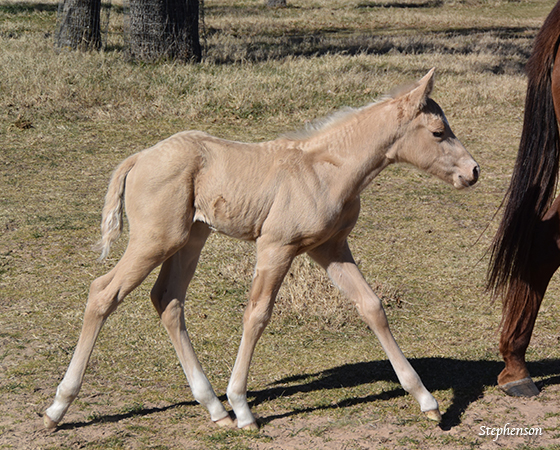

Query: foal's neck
[301,101,399,198]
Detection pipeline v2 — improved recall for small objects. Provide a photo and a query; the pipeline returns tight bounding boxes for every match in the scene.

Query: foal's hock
[45,69,479,430]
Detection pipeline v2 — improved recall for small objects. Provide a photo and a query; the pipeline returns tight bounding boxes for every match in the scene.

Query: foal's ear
[398,68,435,118]
[409,68,435,109]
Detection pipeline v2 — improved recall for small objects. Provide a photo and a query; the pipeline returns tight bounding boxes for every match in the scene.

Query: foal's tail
[487,3,560,325]
[94,154,139,260]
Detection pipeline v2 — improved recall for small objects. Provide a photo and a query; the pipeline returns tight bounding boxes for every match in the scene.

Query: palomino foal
[45,69,479,430]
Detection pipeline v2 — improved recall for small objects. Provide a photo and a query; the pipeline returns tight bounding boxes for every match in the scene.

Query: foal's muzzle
[456,162,480,188]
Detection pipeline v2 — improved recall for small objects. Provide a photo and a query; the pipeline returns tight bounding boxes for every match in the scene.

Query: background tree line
[56,0,287,62]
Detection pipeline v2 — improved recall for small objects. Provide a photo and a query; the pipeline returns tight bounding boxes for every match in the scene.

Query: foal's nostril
[472,165,480,183]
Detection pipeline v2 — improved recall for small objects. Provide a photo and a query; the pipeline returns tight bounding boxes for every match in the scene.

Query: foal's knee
[161,301,183,330]
[243,300,274,333]
[355,296,389,331]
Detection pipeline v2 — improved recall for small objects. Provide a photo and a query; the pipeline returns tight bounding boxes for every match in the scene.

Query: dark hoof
[500,377,540,397]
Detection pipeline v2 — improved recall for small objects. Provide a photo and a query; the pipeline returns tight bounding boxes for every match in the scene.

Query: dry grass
[1,0,560,448]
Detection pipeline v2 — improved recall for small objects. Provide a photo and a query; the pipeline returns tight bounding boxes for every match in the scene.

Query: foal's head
[390,69,479,189]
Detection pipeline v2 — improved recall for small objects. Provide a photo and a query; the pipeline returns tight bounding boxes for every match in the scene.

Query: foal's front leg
[308,239,441,421]
[226,241,296,429]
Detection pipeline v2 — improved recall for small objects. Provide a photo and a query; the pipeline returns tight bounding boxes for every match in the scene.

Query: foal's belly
[193,195,270,241]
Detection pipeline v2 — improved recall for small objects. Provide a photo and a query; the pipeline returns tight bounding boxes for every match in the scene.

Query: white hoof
[43,414,58,430]
[424,408,442,422]
[241,421,259,431]
[214,415,235,428]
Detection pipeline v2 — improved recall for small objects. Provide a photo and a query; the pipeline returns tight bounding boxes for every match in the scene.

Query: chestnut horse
[44,70,479,430]
[488,1,560,397]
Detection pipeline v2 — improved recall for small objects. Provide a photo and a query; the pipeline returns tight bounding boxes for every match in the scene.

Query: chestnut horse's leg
[500,51,560,396]
[44,238,176,428]
[499,196,560,396]
[150,222,232,426]
[226,239,297,429]
[308,237,441,421]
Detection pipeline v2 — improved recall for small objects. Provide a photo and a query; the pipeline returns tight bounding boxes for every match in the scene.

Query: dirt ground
[2,382,559,450]
[255,389,560,450]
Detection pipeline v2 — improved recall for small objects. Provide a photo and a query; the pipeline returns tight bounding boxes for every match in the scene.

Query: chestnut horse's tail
[487,2,560,337]
[94,154,140,260]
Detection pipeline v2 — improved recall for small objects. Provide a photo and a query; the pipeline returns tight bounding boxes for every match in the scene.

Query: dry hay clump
[202,237,404,331]
[273,256,404,331]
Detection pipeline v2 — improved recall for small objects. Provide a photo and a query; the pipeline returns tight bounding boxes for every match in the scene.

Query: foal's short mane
[283,96,391,140]
[284,79,428,142]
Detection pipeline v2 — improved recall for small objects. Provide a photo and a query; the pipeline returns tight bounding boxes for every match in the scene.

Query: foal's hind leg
[308,238,441,421]
[150,222,232,426]
[44,241,177,428]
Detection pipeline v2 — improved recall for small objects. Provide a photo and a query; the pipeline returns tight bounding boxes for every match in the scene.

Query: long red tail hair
[487,1,560,341]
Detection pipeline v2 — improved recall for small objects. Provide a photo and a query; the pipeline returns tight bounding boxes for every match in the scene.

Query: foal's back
[191,131,345,244]
[126,130,334,243]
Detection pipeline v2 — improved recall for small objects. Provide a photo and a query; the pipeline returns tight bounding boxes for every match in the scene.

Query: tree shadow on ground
[357,0,444,8]
[1,1,537,74]
[0,2,58,14]
[248,357,560,430]
[204,26,537,74]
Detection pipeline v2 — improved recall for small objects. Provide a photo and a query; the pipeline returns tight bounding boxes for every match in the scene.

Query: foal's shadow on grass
[54,400,199,431]
[55,358,560,431]
[247,357,560,430]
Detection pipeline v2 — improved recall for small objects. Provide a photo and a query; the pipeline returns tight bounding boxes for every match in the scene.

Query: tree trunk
[128,0,201,62]
[56,0,102,51]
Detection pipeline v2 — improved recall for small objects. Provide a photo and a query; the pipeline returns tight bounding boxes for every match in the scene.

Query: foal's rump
[97,131,207,259]
[99,130,286,254]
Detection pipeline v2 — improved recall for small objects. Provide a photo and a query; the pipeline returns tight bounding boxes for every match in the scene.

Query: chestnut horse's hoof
[500,377,540,397]
[424,408,442,422]
[43,414,58,430]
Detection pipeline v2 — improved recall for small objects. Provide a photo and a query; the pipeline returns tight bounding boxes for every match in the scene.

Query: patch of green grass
[83,436,128,450]
[200,427,273,450]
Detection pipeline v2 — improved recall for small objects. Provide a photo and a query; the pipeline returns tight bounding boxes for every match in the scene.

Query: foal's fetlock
[44,384,79,428]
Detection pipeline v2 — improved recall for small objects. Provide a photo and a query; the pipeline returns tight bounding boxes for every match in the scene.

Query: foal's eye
[432,131,444,138]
